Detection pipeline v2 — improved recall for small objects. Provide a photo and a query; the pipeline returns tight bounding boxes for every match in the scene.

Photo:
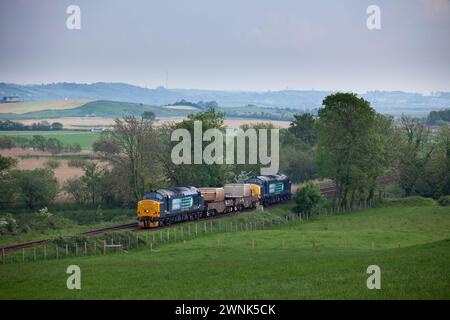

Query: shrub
[67,158,86,168]
[11,168,59,209]
[438,195,450,207]
[384,196,437,207]
[0,213,18,235]
[44,158,61,169]
[293,182,326,214]
[0,136,15,149]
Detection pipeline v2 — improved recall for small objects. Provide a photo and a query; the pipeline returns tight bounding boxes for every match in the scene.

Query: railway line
[0,175,396,253]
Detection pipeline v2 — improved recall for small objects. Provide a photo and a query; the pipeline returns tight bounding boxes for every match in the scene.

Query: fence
[0,199,381,265]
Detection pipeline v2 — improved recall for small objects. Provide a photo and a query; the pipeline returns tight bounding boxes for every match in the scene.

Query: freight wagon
[137,174,292,228]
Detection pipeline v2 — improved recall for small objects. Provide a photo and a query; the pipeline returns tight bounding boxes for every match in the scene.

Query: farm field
[1,201,449,299]
[0,100,89,114]
[0,130,100,150]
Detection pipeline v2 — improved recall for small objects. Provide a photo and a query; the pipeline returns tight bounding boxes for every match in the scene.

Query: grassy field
[0,100,88,114]
[0,200,449,299]
[0,130,99,150]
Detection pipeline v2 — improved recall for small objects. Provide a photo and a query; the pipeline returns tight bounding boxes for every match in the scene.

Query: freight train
[137,174,292,228]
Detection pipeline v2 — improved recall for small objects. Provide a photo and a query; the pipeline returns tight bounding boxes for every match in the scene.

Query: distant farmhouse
[1,96,21,103]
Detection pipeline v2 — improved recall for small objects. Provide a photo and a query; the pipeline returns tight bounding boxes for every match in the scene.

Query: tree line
[0,135,81,154]
[0,120,64,131]
[0,92,449,212]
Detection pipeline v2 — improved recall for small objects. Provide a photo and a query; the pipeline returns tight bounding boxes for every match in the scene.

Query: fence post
[167,229,170,241]
[84,242,87,256]
[65,244,68,256]
[103,240,106,255]
[210,221,213,232]
[204,222,207,233]
[56,246,59,259]
[22,248,25,262]
[195,223,198,236]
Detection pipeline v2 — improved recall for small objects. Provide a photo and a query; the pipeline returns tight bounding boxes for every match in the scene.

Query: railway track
[81,222,139,236]
[317,175,397,198]
[1,175,397,253]
[0,222,139,253]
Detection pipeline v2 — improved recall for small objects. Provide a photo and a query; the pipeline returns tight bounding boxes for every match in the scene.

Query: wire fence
[0,199,381,265]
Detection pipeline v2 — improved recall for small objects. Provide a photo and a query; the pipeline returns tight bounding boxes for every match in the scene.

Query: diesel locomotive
[137,174,292,228]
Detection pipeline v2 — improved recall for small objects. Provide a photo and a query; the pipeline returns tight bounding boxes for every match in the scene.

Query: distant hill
[0,100,191,120]
[0,100,296,122]
[1,82,450,116]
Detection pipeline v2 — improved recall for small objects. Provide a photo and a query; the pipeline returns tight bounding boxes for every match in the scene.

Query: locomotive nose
[137,200,160,228]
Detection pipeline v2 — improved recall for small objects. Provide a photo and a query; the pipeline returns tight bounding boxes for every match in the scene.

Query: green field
[0,100,88,114]
[0,130,99,150]
[1,201,449,299]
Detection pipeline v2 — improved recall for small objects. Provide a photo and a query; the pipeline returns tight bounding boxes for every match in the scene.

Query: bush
[0,213,18,235]
[67,158,86,168]
[44,158,61,169]
[29,209,72,231]
[293,182,326,214]
[384,196,437,207]
[0,136,15,149]
[438,195,450,207]
[11,168,59,209]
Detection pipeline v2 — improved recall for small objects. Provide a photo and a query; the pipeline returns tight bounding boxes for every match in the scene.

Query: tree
[80,162,105,205]
[414,126,450,198]
[316,93,386,208]
[31,135,47,151]
[109,114,158,202]
[142,111,156,122]
[159,107,230,187]
[46,138,64,154]
[51,122,64,130]
[397,116,434,196]
[64,177,88,203]
[289,113,317,145]
[293,182,325,216]
[0,155,17,174]
[12,168,59,209]
[0,155,18,209]
[92,136,121,155]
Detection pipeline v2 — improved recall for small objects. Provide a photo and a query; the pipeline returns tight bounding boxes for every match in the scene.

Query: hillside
[2,82,450,116]
[0,99,297,121]
[0,100,194,119]
[0,100,88,114]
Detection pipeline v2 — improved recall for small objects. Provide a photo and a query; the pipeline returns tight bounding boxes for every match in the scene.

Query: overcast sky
[0,0,449,94]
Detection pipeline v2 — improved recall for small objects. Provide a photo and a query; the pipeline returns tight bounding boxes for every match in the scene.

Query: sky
[0,0,449,94]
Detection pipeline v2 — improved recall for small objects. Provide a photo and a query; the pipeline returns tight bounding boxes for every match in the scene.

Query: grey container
[224,183,251,198]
